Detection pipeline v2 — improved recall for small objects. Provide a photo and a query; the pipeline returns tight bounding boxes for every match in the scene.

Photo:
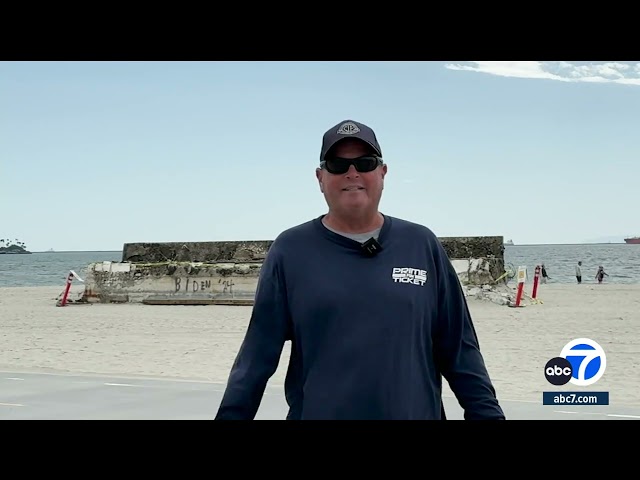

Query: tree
[0,238,30,253]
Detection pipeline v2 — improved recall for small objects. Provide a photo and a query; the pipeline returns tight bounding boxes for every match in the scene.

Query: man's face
[315,138,387,217]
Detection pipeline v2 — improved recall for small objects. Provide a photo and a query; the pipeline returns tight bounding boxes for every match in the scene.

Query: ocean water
[0,251,122,288]
[0,244,638,288]
[504,243,640,285]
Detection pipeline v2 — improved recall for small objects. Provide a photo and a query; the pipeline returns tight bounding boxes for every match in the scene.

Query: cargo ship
[624,237,640,244]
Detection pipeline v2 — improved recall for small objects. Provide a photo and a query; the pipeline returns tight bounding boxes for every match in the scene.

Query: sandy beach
[1,282,638,408]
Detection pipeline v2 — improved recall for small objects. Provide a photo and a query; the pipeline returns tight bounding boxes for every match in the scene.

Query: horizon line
[27,241,635,253]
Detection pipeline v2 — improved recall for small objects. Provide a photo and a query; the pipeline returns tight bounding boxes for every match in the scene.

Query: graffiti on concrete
[219,278,234,294]
[173,277,236,294]
[174,278,212,292]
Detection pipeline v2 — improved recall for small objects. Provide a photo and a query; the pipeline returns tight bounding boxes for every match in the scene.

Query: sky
[1,61,639,252]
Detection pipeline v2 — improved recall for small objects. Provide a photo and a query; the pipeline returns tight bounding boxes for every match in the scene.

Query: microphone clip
[361,237,382,257]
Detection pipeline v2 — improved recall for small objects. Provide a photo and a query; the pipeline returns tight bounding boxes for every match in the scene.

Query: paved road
[1,370,638,420]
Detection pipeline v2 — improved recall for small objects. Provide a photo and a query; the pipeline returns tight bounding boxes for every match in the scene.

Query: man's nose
[345,164,359,177]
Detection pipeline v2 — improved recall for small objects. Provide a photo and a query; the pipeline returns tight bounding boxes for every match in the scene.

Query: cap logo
[336,122,360,135]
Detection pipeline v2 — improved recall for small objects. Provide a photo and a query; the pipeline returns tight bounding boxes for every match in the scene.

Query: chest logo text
[392,267,427,286]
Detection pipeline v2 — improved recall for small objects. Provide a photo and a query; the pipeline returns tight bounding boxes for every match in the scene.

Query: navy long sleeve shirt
[215,214,505,420]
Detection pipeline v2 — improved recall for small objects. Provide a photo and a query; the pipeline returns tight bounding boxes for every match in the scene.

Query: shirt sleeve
[432,242,506,420]
[214,243,292,419]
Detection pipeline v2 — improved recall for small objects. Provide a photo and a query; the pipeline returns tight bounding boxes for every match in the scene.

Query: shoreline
[3,278,639,289]
[1,284,638,407]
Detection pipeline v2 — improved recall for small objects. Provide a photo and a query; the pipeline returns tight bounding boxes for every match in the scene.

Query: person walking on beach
[214,119,505,420]
[541,264,550,284]
[596,266,609,284]
[576,261,582,284]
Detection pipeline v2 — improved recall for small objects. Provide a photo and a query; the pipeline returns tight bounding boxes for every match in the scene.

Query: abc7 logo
[545,357,573,385]
[545,338,606,386]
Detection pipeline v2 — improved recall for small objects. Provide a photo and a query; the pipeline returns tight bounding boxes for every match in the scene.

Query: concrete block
[110,263,131,273]
[451,259,470,276]
[81,236,509,306]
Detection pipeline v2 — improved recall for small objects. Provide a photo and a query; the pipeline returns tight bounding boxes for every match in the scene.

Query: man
[214,119,505,420]
[541,264,550,284]
[576,261,582,284]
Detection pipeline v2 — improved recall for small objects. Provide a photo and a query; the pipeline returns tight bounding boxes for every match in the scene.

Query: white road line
[104,383,139,387]
[443,394,540,404]
[0,402,24,407]
[554,410,603,415]
[5,378,25,381]
[554,410,640,418]
[0,369,222,385]
[607,414,640,419]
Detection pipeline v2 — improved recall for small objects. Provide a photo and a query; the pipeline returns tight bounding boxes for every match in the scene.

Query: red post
[511,265,527,308]
[532,265,541,299]
[58,271,75,307]
[515,281,524,307]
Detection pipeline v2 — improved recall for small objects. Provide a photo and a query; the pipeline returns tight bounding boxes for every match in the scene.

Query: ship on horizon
[624,236,640,244]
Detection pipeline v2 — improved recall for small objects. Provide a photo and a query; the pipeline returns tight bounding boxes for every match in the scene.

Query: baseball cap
[320,119,382,161]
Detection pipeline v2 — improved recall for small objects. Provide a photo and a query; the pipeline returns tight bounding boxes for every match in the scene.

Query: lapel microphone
[360,237,382,257]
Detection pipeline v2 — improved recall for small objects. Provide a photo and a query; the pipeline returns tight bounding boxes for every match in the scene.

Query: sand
[0,282,638,407]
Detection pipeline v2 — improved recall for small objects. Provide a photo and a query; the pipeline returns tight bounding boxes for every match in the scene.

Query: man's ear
[315,168,324,192]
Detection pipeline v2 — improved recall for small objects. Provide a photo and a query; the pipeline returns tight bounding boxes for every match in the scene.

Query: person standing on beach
[214,119,505,420]
[541,264,550,284]
[576,261,582,284]
[596,266,609,284]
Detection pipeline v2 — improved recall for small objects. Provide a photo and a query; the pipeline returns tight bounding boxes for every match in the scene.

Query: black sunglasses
[320,155,383,174]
